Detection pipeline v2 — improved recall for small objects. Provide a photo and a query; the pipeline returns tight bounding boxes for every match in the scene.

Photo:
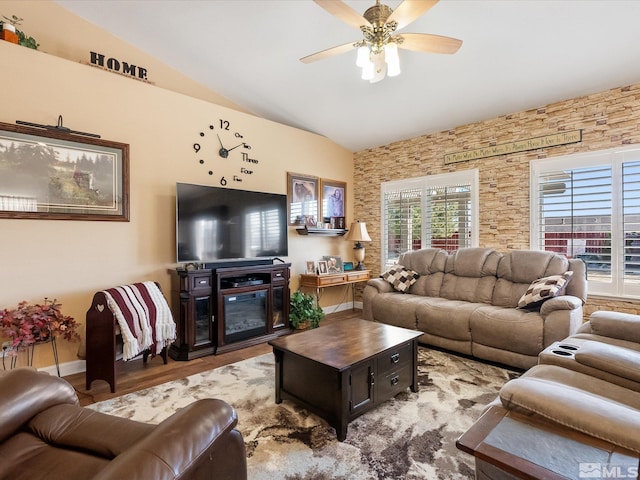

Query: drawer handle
[199,280,207,284]
[369,371,375,386]
[391,353,400,364]
[390,375,399,386]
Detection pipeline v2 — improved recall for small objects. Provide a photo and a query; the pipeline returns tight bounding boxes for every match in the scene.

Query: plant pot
[294,320,310,331]
[1,26,18,44]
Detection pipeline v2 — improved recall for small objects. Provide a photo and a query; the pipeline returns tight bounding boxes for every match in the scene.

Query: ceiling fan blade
[300,41,357,64]
[397,33,462,54]
[387,0,439,30]
[313,0,370,29]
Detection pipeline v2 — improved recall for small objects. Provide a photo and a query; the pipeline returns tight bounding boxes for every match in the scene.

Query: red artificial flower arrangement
[0,298,80,355]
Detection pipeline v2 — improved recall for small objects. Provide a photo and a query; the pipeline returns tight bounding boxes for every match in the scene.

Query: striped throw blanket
[103,281,176,361]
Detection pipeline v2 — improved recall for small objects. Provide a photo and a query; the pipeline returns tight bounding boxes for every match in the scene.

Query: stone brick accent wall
[353,83,640,317]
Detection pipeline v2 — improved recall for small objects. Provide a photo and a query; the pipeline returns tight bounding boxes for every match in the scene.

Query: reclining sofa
[363,247,587,369]
[458,311,640,478]
[0,368,247,480]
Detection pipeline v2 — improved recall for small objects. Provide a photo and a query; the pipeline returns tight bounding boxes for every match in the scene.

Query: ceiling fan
[300,0,462,83]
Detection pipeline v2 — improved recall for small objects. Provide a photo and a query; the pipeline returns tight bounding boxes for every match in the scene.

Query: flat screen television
[176,182,288,264]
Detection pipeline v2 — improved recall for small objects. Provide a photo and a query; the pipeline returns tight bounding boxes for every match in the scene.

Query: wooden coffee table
[269,318,422,441]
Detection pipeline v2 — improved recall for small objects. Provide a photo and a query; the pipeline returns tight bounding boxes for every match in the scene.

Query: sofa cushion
[517,271,573,309]
[369,293,424,330]
[381,266,420,293]
[470,306,543,356]
[493,250,571,308]
[440,248,502,303]
[416,298,483,341]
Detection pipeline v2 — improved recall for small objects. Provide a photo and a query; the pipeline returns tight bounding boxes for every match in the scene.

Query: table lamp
[344,220,372,270]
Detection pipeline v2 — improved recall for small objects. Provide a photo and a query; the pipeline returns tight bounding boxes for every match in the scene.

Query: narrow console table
[299,270,370,310]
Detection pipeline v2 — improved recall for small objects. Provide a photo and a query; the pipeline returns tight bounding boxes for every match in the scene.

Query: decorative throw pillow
[518,271,574,309]
[381,266,420,293]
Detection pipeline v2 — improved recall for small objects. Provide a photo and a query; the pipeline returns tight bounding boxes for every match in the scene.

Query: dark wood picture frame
[321,178,346,222]
[0,122,129,221]
[287,172,319,226]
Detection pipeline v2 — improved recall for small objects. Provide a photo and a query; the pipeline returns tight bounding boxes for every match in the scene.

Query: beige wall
[1,41,353,370]
[1,0,248,111]
[354,84,640,318]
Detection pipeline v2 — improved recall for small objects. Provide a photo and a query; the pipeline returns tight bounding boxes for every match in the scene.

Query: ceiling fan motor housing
[361,2,398,53]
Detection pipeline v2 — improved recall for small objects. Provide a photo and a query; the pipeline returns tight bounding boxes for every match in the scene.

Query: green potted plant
[289,290,324,330]
[1,15,39,49]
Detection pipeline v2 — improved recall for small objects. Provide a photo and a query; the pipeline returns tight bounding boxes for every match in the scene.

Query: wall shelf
[296,227,348,236]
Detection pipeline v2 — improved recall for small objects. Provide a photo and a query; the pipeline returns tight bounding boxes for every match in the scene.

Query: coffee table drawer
[377,342,413,376]
[377,363,412,399]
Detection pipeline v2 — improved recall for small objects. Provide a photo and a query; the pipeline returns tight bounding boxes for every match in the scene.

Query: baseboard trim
[40,359,86,377]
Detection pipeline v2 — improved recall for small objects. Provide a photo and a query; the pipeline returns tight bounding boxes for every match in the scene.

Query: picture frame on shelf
[0,121,129,221]
[330,216,345,229]
[322,255,343,274]
[305,260,317,274]
[318,260,328,275]
[287,172,319,226]
[320,178,346,222]
[343,261,354,271]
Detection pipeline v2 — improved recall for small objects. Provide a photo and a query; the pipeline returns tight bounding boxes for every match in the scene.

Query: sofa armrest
[539,295,582,317]
[92,398,244,480]
[0,368,78,444]
[581,311,640,343]
[366,277,394,294]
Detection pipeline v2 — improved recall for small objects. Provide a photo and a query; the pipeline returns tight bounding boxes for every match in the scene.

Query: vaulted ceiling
[55,0,640,152]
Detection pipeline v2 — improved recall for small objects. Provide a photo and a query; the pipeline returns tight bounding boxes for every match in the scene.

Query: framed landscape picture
[0,122,129,221]
[321,178,346,222]
[287,172,318,225]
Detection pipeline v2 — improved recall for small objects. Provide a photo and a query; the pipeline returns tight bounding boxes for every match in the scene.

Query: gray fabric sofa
[363,247,587,369]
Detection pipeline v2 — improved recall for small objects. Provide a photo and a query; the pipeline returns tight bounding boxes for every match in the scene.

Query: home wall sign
[193,119,260,186]
[85,51,152,84]
[444,129,582,164]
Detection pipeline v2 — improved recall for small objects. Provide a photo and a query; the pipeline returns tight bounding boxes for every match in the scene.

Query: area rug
[89,347,518,480]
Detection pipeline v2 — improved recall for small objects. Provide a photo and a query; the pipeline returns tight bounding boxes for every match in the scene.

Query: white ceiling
[55,0,640,152]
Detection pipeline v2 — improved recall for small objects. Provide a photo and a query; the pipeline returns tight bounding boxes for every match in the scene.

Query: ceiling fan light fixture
[361,59,375,80]
[356,45,370,67]
[369,51,387,83]
[384,42,401,77]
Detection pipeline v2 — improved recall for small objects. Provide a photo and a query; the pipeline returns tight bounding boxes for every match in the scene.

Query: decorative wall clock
[192,118,259,185]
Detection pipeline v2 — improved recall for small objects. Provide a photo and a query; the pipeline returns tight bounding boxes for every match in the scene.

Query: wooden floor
[65,309,362,406]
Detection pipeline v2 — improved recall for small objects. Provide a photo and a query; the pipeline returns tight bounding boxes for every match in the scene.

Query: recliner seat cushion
[416,298,483,341]
[471,306,543,356]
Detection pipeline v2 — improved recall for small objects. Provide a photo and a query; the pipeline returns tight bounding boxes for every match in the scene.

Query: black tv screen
[176,183,288,264]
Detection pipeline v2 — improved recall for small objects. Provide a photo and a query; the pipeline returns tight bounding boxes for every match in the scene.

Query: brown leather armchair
[0,368,247,480]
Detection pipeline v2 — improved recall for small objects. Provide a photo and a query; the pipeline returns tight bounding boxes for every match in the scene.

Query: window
[531,145,640,298]
[380,170,479,268]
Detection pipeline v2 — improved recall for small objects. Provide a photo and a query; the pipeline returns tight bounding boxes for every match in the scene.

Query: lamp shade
[345,221,371,243]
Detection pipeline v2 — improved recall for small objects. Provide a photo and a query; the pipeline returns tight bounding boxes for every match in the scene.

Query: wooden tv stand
[169,262,291,360]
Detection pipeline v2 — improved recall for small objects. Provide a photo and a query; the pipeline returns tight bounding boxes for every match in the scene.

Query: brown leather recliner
[0,368,247,480]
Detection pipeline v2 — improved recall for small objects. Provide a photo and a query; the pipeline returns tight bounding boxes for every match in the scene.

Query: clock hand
[227,142,250,153]
[217,134,229,158]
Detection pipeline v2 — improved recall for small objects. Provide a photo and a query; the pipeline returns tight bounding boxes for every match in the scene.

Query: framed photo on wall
[321,178,346,223]
[287,172,319,226]
[0,121,129,221]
